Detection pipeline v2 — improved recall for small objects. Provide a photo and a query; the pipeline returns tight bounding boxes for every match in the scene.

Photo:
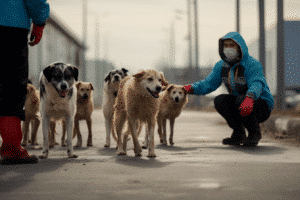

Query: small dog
[21,83,41,146]
[114,69,168,157]
[39,62,79,159]
[102,68,129,148]
[156,84,188,145]
[65,81,95,147]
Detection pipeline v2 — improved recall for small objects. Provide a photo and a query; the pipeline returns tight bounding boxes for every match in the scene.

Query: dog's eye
[179,92,182,95]
[65,75,71,80]
[159,79,162,82]
[173,91,176,94]
[148,78,153,81]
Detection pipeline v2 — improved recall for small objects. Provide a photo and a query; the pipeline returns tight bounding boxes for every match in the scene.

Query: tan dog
[156,84,188,145]
[21,83,41,146]
[114,70,168,157]
[66,81,95,147]
[102,69,128,148]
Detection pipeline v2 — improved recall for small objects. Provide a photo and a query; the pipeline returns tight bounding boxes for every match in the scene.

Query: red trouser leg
[0,116,30,159]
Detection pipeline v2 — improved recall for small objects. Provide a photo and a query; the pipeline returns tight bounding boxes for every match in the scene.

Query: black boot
[222,127,246,145]
[242,117,262,147]
[243,128,262,147]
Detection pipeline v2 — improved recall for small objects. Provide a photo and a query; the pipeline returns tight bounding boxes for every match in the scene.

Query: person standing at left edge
[183,32,274,147]
[0,0,50,164]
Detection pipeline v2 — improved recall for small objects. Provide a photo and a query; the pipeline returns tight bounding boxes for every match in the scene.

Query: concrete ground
[1,109,300,200]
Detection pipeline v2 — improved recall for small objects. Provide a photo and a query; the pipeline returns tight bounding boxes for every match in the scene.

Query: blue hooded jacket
[0,0,50,30]
[191,32,274,111]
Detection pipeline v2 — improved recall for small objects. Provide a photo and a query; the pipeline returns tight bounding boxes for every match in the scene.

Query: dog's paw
[142,146,148,149]
[134,147,142,156]
[61,140,67,147]
[69,154,78,158]
[21,142,27,147]
[117,150,126,155]
[39,155,48,159]
[160,139,163,144]
[104,144,110,148]
[147,152,156,158]
[170,141,174,145]
[87,142,93,147]
[74,144,82,148]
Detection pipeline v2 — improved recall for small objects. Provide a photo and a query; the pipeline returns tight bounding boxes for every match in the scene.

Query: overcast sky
[48,0,300,74]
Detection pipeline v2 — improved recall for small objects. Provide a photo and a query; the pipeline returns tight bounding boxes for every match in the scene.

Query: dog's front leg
[86,116,93,146]
[128,119,142,157]
[40,116,50,159]
[142,122,149,149]
[21,118,30,146]
[169,118,175,145]
[74,117,82,147]
[162,118,167,145]
[147,119,156,157]
[104,115,112,148]
[66,116,78,158]
[31,115,40,145]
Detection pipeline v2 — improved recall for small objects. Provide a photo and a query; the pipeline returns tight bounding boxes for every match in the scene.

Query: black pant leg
[214,94,244,130]
[0,26,29,120]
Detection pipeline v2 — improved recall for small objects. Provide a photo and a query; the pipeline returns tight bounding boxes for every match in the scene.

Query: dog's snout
[156,86,161,93]
[83,94,88,99]
[114,76,119,81]
[61,84,67,91]
[175,97,179,102]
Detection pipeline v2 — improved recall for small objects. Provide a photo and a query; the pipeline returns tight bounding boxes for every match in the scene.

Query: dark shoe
[222,129,246,145]
[0,155,38,165]
[243,132,262,147]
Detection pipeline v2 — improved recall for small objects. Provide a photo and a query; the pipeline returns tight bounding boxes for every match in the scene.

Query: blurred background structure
[28,0,300,110]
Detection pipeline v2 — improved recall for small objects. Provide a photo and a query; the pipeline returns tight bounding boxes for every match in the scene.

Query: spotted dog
[39,62,79,159]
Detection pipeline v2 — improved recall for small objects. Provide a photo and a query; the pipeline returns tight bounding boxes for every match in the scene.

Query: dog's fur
[156,84,188,145]
[114,69,168,157]
[39,62,79,159]
[64,81,95,147]
[102,68,128,148]
[21,83,41,146]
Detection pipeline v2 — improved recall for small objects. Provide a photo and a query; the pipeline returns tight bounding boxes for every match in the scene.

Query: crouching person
[183,32,274,147]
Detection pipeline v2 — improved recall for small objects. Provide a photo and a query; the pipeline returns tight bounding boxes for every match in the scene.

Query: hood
[219,32,249,65]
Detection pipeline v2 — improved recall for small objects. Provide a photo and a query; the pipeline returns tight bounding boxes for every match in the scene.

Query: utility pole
[187,0,192,70]
[236,0,240,33]
[259,0,266,76]
[277,0,285,110]
[169,21,175,68]
[193,0,199,71]
[82,0,88,81]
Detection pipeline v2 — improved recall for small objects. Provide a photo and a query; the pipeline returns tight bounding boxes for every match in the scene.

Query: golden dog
[157,84,188,145]
[114,70,168,157]
[21,83,41,146]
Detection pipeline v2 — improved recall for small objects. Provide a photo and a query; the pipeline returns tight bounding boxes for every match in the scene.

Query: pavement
[1,109,300,200]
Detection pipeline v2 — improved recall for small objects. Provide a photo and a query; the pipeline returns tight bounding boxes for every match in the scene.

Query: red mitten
[239,96,254,117]
[29,24,45,46]
[183,85,193,94]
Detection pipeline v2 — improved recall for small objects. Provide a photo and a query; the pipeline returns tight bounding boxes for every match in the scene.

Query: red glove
[183,85,193,94]
[239,96,254,117]
[29,24,45,46]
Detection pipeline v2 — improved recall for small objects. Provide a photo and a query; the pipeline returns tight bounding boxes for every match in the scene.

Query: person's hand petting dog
[238,96,254,117]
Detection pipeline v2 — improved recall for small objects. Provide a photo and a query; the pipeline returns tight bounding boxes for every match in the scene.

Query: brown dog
[21,83,41,146]
[61,81,94,147]
[156,84,188,145]
[114,70,168,157]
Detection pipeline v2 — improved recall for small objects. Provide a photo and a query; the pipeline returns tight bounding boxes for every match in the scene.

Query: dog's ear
[160,72,169,88]
[76,81,82,89]
[90,83,94,90]
[43,65,54,83]
[167,84,175,92]
[71,66,79,81]
[105,72,111,82]
[122,68,129,77]
[133,71,145,79]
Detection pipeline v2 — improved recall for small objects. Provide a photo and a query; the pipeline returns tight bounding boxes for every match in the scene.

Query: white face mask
[224,47,238,60]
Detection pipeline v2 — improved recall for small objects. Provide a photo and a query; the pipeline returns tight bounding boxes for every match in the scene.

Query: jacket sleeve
[245,60,264,100]
[191,61,223,95]
[24,0,50,25]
